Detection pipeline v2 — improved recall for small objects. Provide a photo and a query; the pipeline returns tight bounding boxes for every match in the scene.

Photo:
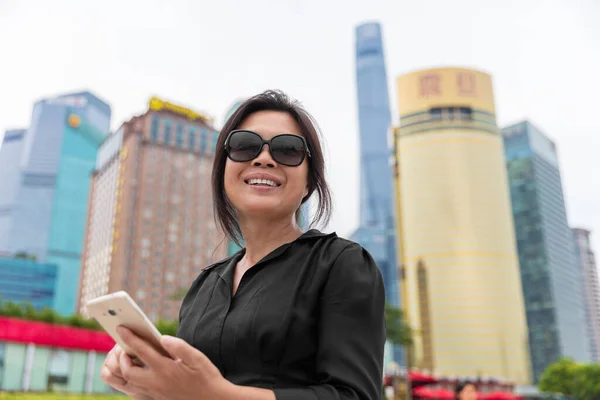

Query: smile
[245,178,281,187]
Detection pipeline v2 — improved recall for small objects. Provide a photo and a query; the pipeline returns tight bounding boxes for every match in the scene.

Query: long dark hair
[455,381,476,400]
[212,90,332,245]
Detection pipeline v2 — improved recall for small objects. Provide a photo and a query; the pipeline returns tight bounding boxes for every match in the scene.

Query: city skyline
[1,1,599,265]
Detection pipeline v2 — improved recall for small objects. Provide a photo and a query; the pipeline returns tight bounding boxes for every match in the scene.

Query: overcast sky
[1,0,599,263]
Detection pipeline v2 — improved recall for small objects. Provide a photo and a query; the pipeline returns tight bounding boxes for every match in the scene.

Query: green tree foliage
[170,287,189,301]
[539,358,600,399]
[13,251,37,261]
[539,358,577,395]
[155,319,179,336]
[384,302,412,347]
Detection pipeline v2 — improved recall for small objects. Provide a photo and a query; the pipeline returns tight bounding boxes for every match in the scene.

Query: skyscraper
[502,120,590,381]
[394,67,530,383]
[0,92,110,316]
[78,97,226,322]
[572,228,600,362]
[353,21,401,364]
[0,129,27,250]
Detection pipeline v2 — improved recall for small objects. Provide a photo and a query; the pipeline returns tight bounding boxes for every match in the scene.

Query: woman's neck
[238,217,303,267]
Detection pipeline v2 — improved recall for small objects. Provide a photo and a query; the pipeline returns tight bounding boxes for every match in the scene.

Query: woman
[455,381,478,400]
[101,90,386,400]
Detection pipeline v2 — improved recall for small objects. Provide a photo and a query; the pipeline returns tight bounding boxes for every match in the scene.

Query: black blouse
[176,229,386,400]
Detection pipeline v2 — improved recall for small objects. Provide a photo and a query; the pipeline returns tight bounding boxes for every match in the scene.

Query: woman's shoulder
[299,229,370,255]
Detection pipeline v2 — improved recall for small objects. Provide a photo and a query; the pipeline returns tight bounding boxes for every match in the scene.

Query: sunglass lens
[228,131,262,162]
[271,135,305,166]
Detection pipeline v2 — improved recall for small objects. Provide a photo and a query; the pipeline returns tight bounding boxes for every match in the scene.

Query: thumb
[160,335,206,365]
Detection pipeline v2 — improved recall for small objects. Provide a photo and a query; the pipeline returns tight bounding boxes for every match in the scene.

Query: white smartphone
[86,291,171,360]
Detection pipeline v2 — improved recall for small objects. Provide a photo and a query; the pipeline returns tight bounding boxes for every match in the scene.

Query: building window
[430,108,442,121]
[164,119,172,144]
[459,107,473,121]
[176,123,184,147]
[151,116,159,141]
[200,129,207,153]
[48,350,71,392]
[189,127,196,149]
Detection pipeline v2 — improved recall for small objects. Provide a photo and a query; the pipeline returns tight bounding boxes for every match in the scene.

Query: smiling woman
[100,90,387,400]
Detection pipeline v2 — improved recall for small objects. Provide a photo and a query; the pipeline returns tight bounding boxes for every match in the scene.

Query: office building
[572,228,600,362]
[0,257,57,310]
[353,22,402,365]
[0,130,27,250]
[394,67,530,383]
[502,120,590,381]
[0,92,110,316]
[78,97,226,322]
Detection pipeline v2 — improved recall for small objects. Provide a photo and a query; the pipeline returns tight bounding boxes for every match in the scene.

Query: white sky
[1,0,599,265]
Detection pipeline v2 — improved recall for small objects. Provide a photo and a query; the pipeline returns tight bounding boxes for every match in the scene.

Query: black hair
[455,381,476,400]
[212,90,332,245]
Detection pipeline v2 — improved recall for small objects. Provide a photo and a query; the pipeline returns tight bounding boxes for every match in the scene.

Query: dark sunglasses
[224,130,311,167]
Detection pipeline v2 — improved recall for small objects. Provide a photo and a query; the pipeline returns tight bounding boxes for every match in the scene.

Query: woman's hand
[115,326,236,400]
[100,344,154,400]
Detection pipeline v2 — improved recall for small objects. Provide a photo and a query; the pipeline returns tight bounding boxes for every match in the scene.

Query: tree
[572,363,600,400]
[385,302,412,347]
[539,358,577,396]
[155,319,179,336]
[539,358,600,399]
[13,251,37,261]
[170,287,189,301]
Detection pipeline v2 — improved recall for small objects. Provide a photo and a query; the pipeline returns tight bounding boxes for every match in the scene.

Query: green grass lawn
[0,394,124,400]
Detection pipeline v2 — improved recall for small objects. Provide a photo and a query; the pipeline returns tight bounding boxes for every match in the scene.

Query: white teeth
[247,178,278,187]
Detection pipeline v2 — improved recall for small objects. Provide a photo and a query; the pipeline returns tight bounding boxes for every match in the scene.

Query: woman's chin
[237,202,286,220]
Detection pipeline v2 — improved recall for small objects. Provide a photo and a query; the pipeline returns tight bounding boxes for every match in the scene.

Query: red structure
[0,317,114,352]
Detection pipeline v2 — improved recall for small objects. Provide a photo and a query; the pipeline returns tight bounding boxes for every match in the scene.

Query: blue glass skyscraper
[352,22,401,363]
[0,129,27,253]
[0,92,110,315]
[503,120,590,382]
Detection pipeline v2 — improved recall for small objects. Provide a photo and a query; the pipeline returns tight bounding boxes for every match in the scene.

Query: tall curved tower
[394,67,531,383]
[353,22,401,364]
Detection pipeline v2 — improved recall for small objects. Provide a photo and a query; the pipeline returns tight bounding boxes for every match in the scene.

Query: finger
[117,326,163,368]
[105,352,123,378]
[101,365,127,387]
[119,348,152,385]
[160,335,209,366]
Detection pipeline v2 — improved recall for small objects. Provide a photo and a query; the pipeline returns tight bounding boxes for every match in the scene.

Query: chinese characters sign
[419,74,441,97]
[418,71,477,97]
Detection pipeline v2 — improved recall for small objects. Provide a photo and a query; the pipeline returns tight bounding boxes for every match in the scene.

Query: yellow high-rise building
[394,67,531,384]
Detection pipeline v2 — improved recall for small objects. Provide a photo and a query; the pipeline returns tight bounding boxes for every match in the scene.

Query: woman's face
[224,110,309,223]
[458,384,478,400]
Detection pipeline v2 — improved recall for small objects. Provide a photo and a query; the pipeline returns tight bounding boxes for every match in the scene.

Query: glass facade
[0,257,57,309]
[0,129,27,254]
[503,120,590,382]
[353,22,401,363]
[572,228,600,362]
[0,91,110,316]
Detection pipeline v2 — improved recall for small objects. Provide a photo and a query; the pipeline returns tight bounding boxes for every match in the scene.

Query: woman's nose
[252,144,276,168]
